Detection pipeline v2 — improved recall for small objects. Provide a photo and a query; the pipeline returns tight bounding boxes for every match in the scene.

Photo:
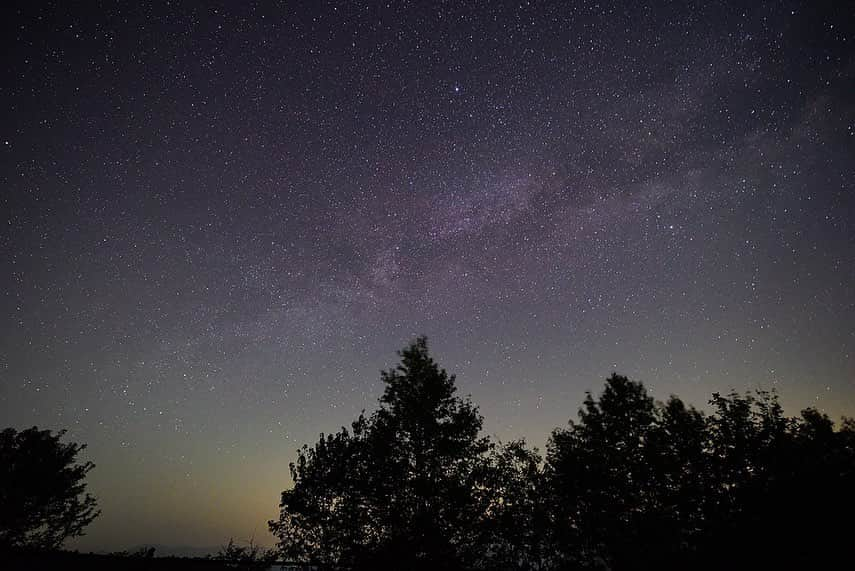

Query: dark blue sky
[2,0,853,551]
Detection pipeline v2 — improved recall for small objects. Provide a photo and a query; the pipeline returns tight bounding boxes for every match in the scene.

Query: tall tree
[547,375,713,569]
[270,337,489,570]
[644,395,708,565]
[0,427,100,551]
[547,374,663,568]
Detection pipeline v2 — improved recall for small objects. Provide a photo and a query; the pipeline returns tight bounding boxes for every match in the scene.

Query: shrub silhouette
[213,537,276,570]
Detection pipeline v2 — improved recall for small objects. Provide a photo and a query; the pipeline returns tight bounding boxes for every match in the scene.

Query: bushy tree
[547,374,668,568]
[270,337,489,570]
[0,427,100,551]
[270,414,376,568]
[546,376,855,570]
[698,394,855,568]
[644,395,708,564]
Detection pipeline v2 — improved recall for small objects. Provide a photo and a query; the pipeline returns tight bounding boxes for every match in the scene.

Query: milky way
[2,0,853,551]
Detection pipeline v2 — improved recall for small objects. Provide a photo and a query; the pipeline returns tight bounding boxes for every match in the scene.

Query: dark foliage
[472,440,553,570]
[0,426,100,551]
[270,337,488,569]
[271,346,855,570]
[545,375,855,570]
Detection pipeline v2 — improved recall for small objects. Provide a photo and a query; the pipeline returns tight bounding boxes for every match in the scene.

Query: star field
[1,0,854,551]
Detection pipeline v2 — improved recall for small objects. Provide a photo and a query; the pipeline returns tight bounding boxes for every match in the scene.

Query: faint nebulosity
[1,0,853,551]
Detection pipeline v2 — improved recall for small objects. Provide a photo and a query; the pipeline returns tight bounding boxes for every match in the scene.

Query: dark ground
[3,551,310,571]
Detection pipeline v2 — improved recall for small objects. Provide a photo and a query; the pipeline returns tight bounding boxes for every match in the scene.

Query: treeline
[269,338,855,570]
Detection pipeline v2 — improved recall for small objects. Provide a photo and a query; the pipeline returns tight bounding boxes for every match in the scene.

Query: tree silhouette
[697,392,855,568]
[546,377,855,570]
[270,337,489,570]
[271,359,855,570]
[269,414,375,568]
[547,374,669,568]
[643,394,708,566]
[0,426,99,551]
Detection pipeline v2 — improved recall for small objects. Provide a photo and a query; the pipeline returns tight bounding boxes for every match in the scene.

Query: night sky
[2,0,853,552]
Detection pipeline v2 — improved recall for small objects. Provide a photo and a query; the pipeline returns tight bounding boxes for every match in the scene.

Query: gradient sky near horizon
[2,0,853,553]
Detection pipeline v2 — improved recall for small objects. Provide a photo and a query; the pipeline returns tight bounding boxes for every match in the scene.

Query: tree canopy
[0,426,100,551]
[271,347,855,570]
[545,375,855,569]
[270,337,489,569]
